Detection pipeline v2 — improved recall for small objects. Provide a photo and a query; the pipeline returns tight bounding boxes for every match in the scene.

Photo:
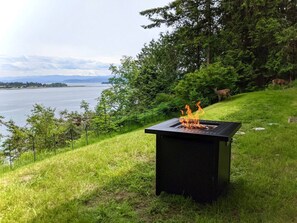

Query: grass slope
[1,88,297,223]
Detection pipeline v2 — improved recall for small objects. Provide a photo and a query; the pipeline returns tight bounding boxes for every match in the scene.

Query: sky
[0,0,171,77]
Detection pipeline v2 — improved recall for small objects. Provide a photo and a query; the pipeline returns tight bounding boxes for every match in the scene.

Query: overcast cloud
[0,0,171,77]
[0,55,110,76]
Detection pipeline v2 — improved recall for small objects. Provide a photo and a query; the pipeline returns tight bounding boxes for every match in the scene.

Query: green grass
[1,87,297,222]
[0,112,171,175]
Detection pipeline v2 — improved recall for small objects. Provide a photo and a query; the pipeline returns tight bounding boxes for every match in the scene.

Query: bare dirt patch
[288,117,297,123]
[84,190,137,207]
[19,174,34,183]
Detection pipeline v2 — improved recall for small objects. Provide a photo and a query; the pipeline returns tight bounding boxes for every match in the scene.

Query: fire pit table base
[156,135,231,202]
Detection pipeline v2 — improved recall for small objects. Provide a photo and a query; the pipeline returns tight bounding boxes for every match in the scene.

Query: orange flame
[179,101,206,129]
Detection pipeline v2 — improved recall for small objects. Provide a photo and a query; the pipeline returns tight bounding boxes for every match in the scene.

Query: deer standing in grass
[272,78,288,86]
[214,88,231,101]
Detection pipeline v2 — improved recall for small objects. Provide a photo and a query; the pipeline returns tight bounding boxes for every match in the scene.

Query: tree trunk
[206,0,212,65]
[85,127,89,145]
[9,144,12,170]
[104,103,107,130]
[70,130,74,150]
[32,137,36,162]
[53,134,57,155]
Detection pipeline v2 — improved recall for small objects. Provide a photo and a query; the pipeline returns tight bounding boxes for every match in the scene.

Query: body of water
[0,83,110,136]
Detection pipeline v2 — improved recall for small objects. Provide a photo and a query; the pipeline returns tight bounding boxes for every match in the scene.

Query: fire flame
[179,101,206,129]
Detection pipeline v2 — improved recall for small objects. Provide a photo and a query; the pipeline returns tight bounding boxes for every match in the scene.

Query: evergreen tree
[140,0,221,71]
[60,110,82,150]
[135,35,180,109]
[26,104,57,152]
[0,120,27,168]
[220,0,297,89]
[80,100,93,145]
[108,56,140,115]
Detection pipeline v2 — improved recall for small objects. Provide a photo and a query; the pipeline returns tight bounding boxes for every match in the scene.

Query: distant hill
[0,75,112,84]
[63,77,111,83]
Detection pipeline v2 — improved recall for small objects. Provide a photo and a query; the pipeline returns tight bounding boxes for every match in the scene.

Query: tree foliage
[0,119,27,168]
[136,35,180,108]
[26,104,58,151]
[140,0,221,68]
[219,0,297,89]
[175,62,237,105]
[140,0,297,91]
[88,0,297,127]
[107,56,140,115]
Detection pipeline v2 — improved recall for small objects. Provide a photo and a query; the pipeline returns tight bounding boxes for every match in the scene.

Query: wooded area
[100,0,296,115]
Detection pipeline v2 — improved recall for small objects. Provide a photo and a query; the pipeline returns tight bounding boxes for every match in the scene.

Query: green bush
[266,79,297,90]
[266,83,287,90]
[154,93,173,104]
[291,79,297,88]
[175,62,238,106]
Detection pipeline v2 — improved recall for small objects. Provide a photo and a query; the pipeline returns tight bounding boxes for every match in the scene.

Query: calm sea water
[0,83,110,136]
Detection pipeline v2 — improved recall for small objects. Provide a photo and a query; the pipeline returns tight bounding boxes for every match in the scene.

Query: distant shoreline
[0,86,69,90]
[0,84,110,90]
[0,81,67,89]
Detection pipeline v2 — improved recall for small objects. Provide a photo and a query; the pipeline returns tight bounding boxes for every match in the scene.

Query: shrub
[174,62,238,106]
[266,79,297,90]
[291,79,297,88]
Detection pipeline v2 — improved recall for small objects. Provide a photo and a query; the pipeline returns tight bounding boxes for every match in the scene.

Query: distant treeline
[0,82,67,89]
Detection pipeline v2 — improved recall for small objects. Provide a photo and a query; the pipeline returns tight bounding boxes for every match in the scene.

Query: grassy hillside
[1,87,297,223]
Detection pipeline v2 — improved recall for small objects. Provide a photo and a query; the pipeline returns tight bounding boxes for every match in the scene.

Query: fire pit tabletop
[145,118,241,141]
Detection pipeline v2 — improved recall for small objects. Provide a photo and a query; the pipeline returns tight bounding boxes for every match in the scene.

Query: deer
[272,78,288,86]
[214,88,231,102]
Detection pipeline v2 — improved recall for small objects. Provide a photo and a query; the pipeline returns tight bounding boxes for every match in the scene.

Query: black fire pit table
[145,118,241,202]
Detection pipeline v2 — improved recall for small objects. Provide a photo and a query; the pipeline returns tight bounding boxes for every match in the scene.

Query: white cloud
[0,55,111,77]
[0,0,171,65]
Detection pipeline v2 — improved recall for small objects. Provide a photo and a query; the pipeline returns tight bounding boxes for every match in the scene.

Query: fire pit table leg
[155,135,162,196]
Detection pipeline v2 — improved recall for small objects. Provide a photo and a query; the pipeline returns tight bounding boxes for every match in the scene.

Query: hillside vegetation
[0,87,297,223]
[2,0,297,176]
